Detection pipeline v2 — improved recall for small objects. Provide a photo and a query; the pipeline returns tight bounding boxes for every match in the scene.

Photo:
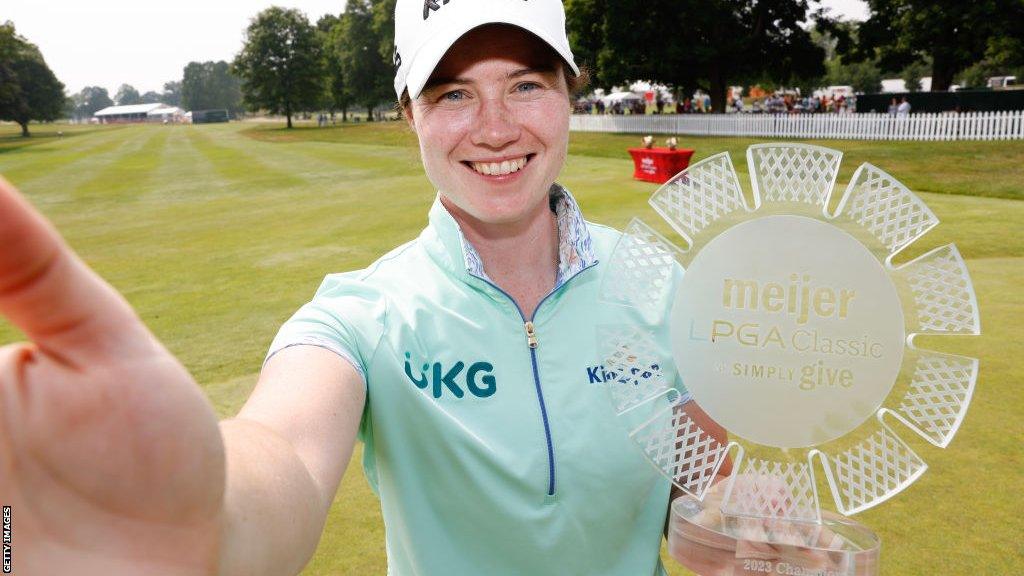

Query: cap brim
[404,12,579,100]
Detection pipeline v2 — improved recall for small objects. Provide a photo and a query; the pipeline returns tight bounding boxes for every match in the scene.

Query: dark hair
[398,63,590,118]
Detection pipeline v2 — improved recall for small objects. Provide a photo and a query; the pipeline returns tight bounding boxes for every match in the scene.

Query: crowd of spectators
[573,90,873,115]
[574,93,715,114]
[749,93,853,114]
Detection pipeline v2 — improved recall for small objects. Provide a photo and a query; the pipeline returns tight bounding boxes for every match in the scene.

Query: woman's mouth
[463,154,534,176]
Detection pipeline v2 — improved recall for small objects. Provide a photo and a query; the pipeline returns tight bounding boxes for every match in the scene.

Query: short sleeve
[265,271,388,387]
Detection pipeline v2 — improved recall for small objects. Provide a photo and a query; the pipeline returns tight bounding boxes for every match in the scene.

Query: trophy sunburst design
[598,143,980,527]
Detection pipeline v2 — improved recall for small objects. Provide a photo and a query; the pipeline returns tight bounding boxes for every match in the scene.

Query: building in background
[93,103,185,123]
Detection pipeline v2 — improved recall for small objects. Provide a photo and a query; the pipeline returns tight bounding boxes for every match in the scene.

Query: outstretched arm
[0,175,364,576]
[218,347,365,576]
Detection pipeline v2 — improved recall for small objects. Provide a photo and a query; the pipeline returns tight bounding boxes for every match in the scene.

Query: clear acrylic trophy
[598,144,979,576]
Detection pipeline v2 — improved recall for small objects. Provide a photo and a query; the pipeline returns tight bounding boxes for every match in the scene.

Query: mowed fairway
[1,121,1022,575]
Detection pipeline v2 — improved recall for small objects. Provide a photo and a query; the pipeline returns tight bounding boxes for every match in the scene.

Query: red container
[628,147,696,184]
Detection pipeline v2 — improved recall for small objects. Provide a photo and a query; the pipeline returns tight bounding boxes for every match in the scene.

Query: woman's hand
[0,176,226,575]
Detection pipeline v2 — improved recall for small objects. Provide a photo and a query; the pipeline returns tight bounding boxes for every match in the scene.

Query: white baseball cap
[393,0,580,100]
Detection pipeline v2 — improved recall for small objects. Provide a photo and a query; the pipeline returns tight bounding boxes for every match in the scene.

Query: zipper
[524,321,538,348]
[473,261,598,496]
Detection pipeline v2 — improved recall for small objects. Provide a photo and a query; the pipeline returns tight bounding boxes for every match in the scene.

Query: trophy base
[669,495,880,576]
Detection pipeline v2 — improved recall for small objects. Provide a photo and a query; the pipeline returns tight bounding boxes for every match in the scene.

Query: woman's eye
[441,90,465,102]
[516,82,541,93]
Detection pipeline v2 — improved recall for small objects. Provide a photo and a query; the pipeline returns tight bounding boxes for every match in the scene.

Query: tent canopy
[600,91,644,105]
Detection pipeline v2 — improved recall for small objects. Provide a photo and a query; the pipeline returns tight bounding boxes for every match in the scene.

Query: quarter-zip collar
[420,183,597,287]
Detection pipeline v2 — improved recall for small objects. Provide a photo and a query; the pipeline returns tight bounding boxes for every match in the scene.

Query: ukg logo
[404,352,496,399]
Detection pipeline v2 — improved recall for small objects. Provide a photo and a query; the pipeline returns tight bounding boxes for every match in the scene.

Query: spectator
[897,97,911,117]
[888,97,898,117]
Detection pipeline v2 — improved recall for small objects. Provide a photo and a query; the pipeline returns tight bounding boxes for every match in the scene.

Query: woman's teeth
[470,156,528,176]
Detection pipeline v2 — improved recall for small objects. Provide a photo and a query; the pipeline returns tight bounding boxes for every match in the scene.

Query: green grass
[246,121,1024,201]
[1,120,1022,574]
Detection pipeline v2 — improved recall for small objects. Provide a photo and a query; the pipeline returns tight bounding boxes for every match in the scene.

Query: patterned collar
[449,184,596,288]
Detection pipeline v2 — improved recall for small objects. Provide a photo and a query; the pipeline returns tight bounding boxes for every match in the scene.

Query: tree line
[168,0,1024,125]
[4,0,1023,135]
[0,21,64,136]
[567,0,1024,111]
[3,1,397,133]
[231,1,396,129]
[67,63,244,123]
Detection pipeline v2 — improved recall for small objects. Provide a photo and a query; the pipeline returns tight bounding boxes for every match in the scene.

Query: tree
[181,61,243,115]
[317,14,353,119]
[0,22,66,136]
[812,22,883,94]
[565,0,608,84]
[850,0,1023,91]
[565,0,825,112]
[139,90,162,104]
[900,59,929,92]
[232,7,324,128]
[114,83,141,105]
[826,58,883,93]
[72,86,113,120]
[371,0,397,68]
[161,80,182,106]
[958,31,1024,88]
[333,0,393,120]
[62,95,76,119]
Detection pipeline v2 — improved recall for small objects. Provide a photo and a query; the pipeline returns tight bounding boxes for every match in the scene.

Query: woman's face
[406,25,571,227]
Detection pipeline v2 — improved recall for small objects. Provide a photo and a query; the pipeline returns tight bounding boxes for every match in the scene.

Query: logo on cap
[422,0,451,20]
[422,0,530,21]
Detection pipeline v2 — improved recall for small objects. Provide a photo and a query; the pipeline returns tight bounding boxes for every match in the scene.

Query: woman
[0,1,723,574]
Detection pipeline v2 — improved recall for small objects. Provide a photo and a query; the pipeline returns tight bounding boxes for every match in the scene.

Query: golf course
[0,120,1021,575]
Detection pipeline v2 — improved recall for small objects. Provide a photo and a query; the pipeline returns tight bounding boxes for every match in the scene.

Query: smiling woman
[408,26,573,239]
[0,0,723,575]
[250,0,730,572]
[257,2,729,575]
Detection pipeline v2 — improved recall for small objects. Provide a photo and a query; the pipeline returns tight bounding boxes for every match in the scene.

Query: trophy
[598,144,979,575]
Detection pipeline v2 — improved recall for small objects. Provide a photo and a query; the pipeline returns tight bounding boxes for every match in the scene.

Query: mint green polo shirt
[268,186,680,576]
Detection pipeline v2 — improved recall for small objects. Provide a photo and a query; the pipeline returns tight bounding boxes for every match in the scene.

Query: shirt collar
[422,184,596,287]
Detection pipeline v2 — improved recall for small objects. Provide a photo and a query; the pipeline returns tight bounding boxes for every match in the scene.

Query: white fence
[569,111,1024,141]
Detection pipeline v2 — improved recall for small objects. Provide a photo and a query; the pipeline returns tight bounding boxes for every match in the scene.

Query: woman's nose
[470,97,520,149]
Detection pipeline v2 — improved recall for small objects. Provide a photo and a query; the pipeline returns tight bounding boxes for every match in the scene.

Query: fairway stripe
[3,128,158,209]
[147,128,224,200]
[187,127,305,189]
[235,127,425,180]
[0,127,136,188]
[73,127,173,203]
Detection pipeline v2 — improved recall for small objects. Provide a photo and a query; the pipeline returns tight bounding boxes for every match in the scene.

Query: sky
[5,0,870,97]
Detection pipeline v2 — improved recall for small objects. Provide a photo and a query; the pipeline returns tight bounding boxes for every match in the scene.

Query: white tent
[94,103,166,117]
[600,91,643,106]
[147,106,184,120]
[94,103,183,123]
